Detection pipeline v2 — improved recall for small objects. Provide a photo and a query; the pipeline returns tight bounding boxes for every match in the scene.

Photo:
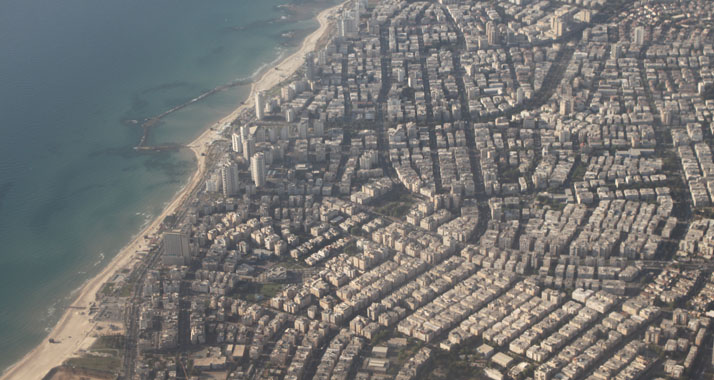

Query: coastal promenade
[0,2,344,379]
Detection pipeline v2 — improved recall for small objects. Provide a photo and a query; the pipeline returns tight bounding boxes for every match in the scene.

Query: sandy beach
[0,2,343,379]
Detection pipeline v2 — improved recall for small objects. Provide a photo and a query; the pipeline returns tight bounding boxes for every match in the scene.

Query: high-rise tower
[486,21,498,46]
[305,52,315,81]
[633,26,645,45]
[251,152,266,188]
[231,132,242,153]
[255,90,265,120]
[221,161,240,196]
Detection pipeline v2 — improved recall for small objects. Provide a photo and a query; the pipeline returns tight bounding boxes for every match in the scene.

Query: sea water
[0,0,332,371]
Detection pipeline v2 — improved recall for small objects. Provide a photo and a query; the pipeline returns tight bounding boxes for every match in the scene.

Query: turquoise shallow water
[0,0,332,371]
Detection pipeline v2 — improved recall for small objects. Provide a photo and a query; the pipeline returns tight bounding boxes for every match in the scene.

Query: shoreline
[0,2,344,379]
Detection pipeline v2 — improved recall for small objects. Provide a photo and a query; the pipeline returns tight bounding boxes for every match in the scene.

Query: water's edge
[0,0,334,371]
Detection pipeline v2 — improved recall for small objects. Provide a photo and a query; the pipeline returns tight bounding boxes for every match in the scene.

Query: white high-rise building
[552,16,565,38]
[313,120,325,136]
[255,91,265,120]
[242,138,255,161]
[240,124,249,140]
[205,172,221,193]
[611,43,622,59]
[251,153,266,188]
[285,107,296,123]
[298,121,308,139]
[352,1,361,31]
[251,152,266,188]
[281,86,295,101]
[486,21,498,46]
[231,133,242,153]
[633,26,646,45]
[396,68,405,83]
[339,9,358,37]
[305,52,315,81]
[221,161,240,196]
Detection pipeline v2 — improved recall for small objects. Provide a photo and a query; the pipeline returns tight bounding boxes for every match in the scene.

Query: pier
[134,77,254,150]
